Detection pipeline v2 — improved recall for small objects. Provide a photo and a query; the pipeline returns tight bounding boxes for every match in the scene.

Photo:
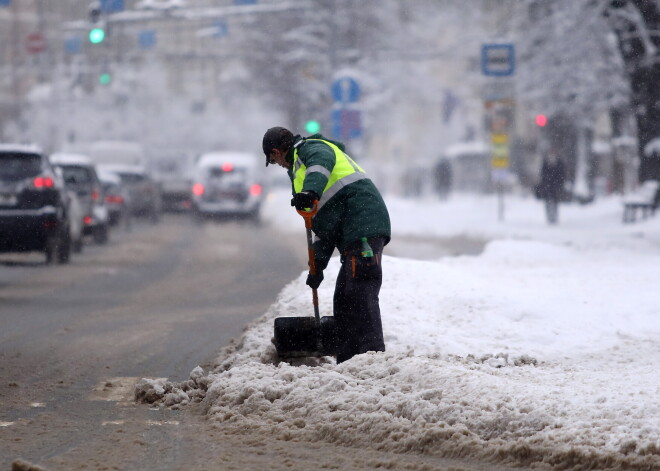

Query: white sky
[137,189,660,469]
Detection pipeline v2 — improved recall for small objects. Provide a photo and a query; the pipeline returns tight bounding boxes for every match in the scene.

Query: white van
[191,152,264,221]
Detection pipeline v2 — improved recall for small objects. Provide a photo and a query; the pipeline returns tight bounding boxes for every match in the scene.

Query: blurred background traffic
[1,0,660,265]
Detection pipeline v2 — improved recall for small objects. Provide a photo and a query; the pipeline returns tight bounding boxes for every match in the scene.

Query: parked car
[97,169,130,227]
[191,152,264,221]
[100,164,162,223]
[50,153,110,244]
[0,144,72,264]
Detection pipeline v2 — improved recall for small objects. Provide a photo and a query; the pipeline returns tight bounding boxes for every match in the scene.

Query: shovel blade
[274,316,337,357]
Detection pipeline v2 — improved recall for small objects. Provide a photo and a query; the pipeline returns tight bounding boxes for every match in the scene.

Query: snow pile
[136,192,660,470]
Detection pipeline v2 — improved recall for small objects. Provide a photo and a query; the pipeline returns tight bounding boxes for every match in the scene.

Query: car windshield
[60,166,93,185]
[208,167,246,185]
[0,153,42,182]
[102,182,120,193]
[117,172,145,184]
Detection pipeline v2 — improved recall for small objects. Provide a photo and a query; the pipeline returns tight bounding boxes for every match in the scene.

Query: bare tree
[606,0,660,181]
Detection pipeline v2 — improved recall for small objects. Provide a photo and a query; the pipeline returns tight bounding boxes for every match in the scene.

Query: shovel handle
[296,201,319,276]
[297,202,320,321]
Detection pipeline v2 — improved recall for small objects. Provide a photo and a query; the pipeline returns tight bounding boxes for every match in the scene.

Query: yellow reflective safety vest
[292,138,368,210]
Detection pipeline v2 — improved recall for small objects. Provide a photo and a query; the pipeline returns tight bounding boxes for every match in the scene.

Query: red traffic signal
[535,114,548,127]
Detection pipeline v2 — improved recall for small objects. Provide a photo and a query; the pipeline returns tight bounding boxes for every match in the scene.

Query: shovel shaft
[305,227,317,275]
[305,226,321,322]
[298,203,320,322]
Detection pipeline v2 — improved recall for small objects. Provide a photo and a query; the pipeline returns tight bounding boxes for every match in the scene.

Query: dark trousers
[334,237,386,363]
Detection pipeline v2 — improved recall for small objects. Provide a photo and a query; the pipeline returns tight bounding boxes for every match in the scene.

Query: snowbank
[136,192,660,470]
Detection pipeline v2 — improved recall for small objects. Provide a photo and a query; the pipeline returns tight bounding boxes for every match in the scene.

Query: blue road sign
[139,30,156,49]
[332,77,361,104]
[0,0,11,7]
[481,43,515,77]
[213,20,228,38]
[64,37,82,54]
[100,0,124,13]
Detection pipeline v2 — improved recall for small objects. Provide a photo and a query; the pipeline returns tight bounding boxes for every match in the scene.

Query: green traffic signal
[99,73,111,85]
[305,120,321,134]
[89,28,105,44]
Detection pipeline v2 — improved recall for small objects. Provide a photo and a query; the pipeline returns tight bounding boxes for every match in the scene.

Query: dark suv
[0,145,72,264]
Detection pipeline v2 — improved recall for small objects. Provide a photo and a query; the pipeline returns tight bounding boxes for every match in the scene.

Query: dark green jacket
[286,134,391,270]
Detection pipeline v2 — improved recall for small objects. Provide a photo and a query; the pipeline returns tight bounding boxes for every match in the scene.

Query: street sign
[100,0,124,13]
[491,132,510,169]
[139,30,156,49]
[332,108,362,140]
[26,33,46,54]
[331,77,360,104]
[0,0,11,6]
[234,0,257,4]
[481,43,515,77]
[64,37,82,54]
[482,80,515,101]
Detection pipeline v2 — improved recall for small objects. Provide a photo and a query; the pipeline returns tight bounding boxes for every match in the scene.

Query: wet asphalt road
[0,213,306,469]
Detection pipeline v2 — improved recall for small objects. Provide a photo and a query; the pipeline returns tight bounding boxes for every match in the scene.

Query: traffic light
[535,114,547,127]
[99,72,111,85]
[89,27,105,44]
[305,120,321,134]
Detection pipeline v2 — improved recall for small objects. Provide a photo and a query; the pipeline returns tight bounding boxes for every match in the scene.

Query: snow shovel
[273,202,337,357]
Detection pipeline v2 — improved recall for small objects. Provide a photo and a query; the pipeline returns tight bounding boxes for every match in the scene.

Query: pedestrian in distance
[262,127,391,363]
[433,158,452,200]
[537,148,566,225]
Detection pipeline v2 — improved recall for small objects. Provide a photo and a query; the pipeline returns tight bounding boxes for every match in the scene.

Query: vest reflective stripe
[317,171,368,209]
[306,165,331,179]
[293,139,368,211]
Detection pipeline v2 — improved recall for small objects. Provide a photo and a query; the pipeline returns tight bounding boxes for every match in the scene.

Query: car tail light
[84,216,92,225]
[105,195,124,204]
[249,184,262,196]
[92,188,100,201]
[192,183,204,196]
[33,176,54,189]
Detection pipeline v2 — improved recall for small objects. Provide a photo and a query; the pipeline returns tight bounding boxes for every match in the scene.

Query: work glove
[306,270,324,289]
[291,191,319,211]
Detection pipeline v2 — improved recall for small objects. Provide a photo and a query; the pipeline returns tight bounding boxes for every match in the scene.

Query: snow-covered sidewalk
[137,191,660,470]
